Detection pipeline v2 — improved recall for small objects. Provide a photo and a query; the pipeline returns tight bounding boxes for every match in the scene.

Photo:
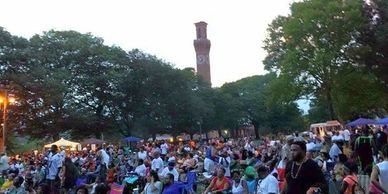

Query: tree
[264,0,386,121]
[219,74,304,137]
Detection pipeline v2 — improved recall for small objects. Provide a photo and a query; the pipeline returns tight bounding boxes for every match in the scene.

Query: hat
[286,135,294,141]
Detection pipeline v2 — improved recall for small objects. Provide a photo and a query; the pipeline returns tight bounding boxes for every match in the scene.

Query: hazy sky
[0,0,295,87]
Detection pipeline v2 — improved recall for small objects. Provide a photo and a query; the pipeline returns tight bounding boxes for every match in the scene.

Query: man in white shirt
[257,166,279,194]
[137,146,148,160]
[329,141,342,161]
[160,162,179,181]
[46,145,63,193]
[134,159,147,178]
[151,151,164,176]
[343,128,351,147]
[161,141,169,157]
[0,153,9,172]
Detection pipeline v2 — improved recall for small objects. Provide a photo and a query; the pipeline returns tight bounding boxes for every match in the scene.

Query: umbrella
[346,118,376,127]
[376,117,388,125]
[123,136,142,142]
[81,138,105,145]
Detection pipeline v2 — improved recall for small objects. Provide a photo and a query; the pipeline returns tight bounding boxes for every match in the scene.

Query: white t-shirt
[161,143,169,155]
[257,174,279,194]
[343,129,351,141]
[0,155,9,172]
[134,164,147,177]
[138,151,148,160]
[46,153,63,180]
[160,167,179,181]
[151,157,164,176]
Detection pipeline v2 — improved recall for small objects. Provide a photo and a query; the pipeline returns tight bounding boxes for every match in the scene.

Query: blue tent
[123,136,142,142]
[377,117,388,125]
[346,118,376,127]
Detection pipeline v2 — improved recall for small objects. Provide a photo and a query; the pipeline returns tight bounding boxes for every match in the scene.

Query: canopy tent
[377,117,388,125]
[81,138,105,145]
[123,136,142,142]
[155,134,173,141]
[346,118,376,127]
[44,138,80,148]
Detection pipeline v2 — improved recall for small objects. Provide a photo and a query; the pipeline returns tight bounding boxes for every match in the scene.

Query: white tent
[44,138,80,148]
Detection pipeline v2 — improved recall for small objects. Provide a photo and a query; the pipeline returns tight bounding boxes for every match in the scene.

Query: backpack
[348,177,366,194]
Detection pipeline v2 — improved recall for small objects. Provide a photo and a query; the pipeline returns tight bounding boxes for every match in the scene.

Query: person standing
[46,144,63,194]
[370,144,388,194]
[151,151,164,177]
[281,141,327,194]
[0,153,9,173]
[354,128,375,174]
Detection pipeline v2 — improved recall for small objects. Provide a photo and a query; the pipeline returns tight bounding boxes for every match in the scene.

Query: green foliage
[264,0,387,122]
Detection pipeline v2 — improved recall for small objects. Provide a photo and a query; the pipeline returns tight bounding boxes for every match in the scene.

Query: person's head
[7,173,15,180]
[76,185,89,194]
[290,141,306,162]
[165,173,174,185]
[51,145,58,153]
[232,170,241,182]
[153,151,160,158]
[257,165,269,179]
[216,168,226,178]
[13,176,24,188]
[347,163,358,175]
[320,151,330,160]
[147,170,159,183]
[168,162,175,171]
[138,159,144,165]
[186,153,193,159]
[286,136,294,145]
[337,154,348,164]
[94,184,108,194]
[37,183,49,194]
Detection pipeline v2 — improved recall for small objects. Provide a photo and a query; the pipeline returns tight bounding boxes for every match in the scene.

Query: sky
[0,0,295,87]
[0,0,311,111]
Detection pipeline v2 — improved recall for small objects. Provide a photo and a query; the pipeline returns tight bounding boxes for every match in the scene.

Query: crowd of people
[0,125,386,194]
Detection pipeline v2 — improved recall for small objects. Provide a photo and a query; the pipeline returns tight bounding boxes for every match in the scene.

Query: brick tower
[194,21,211,85]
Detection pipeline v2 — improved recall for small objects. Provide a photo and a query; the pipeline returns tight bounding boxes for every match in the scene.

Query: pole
[0,90,7,153]
[2,100,6,153]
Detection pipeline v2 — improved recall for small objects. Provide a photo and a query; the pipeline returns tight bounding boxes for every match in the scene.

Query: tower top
[195,21,208,39]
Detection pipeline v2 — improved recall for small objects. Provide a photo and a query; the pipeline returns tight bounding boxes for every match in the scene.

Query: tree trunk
[326,88,336,120]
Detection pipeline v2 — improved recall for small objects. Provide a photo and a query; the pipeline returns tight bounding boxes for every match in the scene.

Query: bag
[348,177,366,194]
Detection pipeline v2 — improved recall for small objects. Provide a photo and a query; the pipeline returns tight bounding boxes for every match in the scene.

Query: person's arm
[340,180,348,193]
[203,178,215,194]
[242,180,248,194]
[371,165,388,193]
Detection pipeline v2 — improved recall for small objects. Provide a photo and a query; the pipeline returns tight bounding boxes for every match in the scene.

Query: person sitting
[202,168,230,194]
[340,163,358,194]
[140,171,162,194]
[160,162,179,182]
[231,170,248,194]
[6,175,25,194]
[161,173,184,194]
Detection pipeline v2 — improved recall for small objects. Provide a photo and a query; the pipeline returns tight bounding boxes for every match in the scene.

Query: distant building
[194,21,211,85]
